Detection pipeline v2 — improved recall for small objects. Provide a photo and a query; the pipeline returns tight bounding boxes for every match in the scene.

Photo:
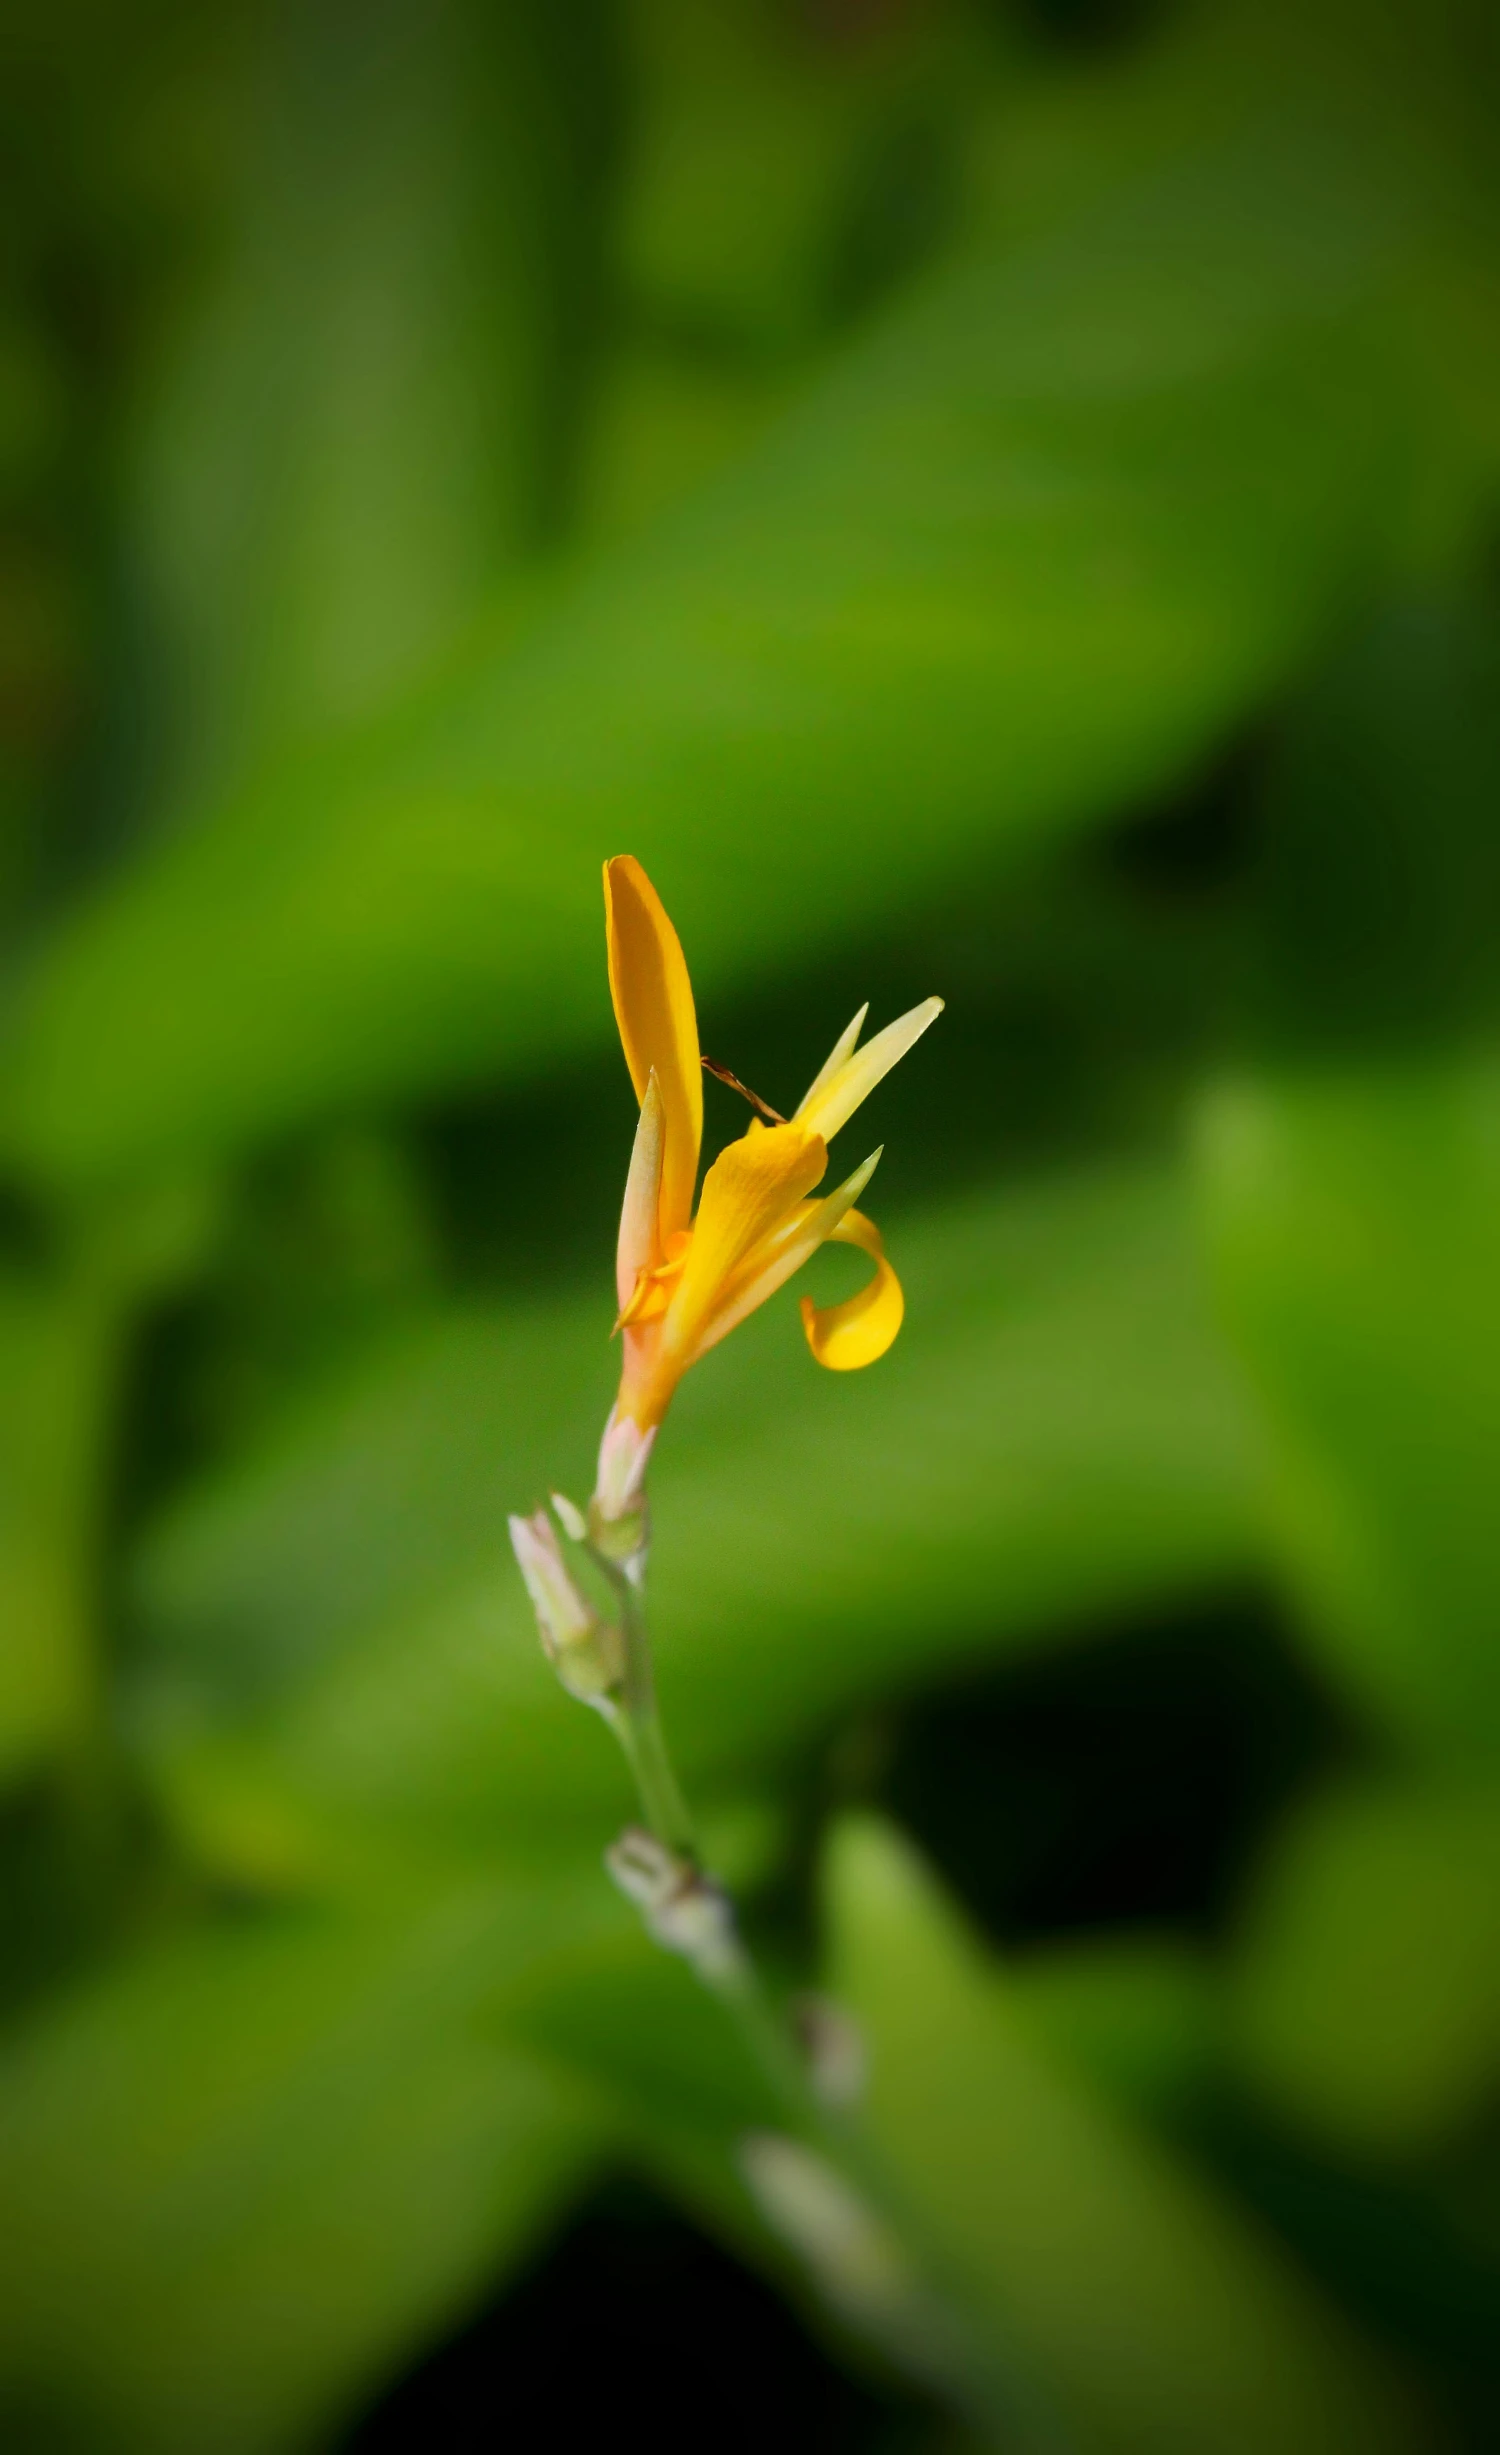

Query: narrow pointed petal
[796,997,943,1145]
[550,1491,588,1542]
[694,1147,882,1361]
[508,1511,596,1650]
[796,1003,868,1119]
[616,1069,666,1306]
[800,1208,904,1371]
[660,1122,827,1368]
[604,856,703,1240]
[615,1269,662,1332]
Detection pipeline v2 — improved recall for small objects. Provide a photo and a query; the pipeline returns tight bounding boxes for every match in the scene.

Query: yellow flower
[594,856,941,1515]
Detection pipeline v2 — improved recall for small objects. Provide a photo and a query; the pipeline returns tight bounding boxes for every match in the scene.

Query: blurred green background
[3,0,1500,2445]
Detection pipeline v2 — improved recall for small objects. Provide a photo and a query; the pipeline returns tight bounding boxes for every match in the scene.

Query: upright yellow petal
[800,1209,904,1371]
[661,1122,826,1370]
[615,1069,665,1309]
[604,856,703,1244]
[796,997,943,1145]
[798,1003,868,1114]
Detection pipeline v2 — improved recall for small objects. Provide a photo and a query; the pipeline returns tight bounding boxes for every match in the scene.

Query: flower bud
[741,2134,982,2406]
[589,1409,655,1562]
[508,1510,624,1704]
[739,2134,911,2318]
[606,1825,743,1980]
[550,1490,588,1543]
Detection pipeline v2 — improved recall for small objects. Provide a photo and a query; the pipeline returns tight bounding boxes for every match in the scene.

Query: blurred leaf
[1245,597,1500,1056]
[575,340,796,549]
[122,0,618,823]
[125,1164,1255,1885]
[824,1813,1431,2455]
[1200,1059,1500,1754]
[0,1187,230,1808]
[161,1125,442,1467]
[0,1257,127,1787]
[505,1925,779,2146]
[1009,1932,1216,2121]
[0,1876,612,2455]
[0,55,1446,1190]
[1198,600,1500,1753]
[497,1932,983,2427]
[1227,1777,1500,2161]
[616,0,985,358]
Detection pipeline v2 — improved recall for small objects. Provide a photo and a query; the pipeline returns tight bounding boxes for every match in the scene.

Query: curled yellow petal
[799,1208,904,1371]
[694,1145,883,1361]
[661,1122,826,1368]
[605,856,703,1244]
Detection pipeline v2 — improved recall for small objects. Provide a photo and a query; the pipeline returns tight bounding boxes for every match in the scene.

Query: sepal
[508,1509,624,1704]
[589,1406,656,1563]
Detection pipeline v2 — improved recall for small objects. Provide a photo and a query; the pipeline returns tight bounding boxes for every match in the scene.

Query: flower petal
[616,1231,689,1331]
[797,1002,868,1116]
[800,1208,904,1371]
[795,996,943,1144]
[616,1069,665,1306]
[661,1122,826,1367]
[605,856,703,1241]
[694,1146,882,1361]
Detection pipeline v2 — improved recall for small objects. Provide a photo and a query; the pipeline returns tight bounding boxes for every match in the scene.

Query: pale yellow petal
[604,856,703,1241]
[616,1233,688,1331]
[660,1122,826,1367]
[693,1146,882,1361]
[796,1003,868,1117]
[800,1208,904,1371]
[795,997,943,1145]
[616,1068,665,1306]
[616,1264,668,1331]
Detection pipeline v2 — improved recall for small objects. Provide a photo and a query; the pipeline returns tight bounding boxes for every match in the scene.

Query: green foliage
[0,1261,116,1783]
[123,0,619,822]
[0,15,1461,1190]
[824,1815,1430,2455]
[0,1880,612,2455]
[1,0,1499,2444]
[1007,1931,1217,2120]
[1201,1054,1500,1751]
[1228,1778,1500,2160]
[1199,601,1500,1752]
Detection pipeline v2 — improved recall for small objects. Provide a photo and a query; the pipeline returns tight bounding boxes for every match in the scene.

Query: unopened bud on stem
[607,1825,744,1982]
[740,2134,913,2321]
[508,1510,624,1705]
[589,1409,655,1566]
[550,1489,588,1543]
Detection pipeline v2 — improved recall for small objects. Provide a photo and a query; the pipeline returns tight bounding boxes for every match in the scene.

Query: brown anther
[701,1054,788,1126]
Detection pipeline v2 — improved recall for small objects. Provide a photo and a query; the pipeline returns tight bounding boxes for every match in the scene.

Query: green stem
[592,1538,1061,2452]
[706,1949,993,2382]
[608,1564,696,1856]
[702,1948,819,2112]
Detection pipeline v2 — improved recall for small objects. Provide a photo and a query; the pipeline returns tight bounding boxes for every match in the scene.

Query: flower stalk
[515,1457,1055,2449]
[604,1546,696,1859]
[509,858,1061,2444]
